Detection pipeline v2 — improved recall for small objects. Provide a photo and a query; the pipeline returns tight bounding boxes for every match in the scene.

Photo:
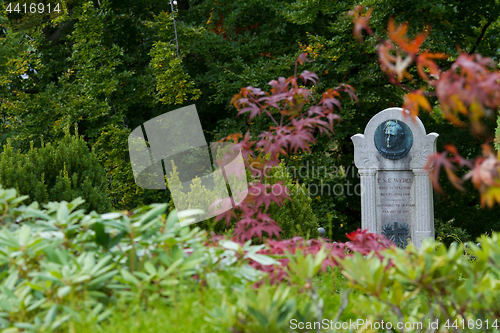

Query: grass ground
[66,267,353,332]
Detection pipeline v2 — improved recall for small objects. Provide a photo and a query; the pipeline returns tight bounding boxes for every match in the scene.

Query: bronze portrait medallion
[374,119,413,159]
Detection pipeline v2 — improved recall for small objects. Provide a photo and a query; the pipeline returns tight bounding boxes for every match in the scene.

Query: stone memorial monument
[351,107,438,249]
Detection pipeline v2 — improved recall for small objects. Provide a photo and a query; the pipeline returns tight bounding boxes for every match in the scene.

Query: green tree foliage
[0,131,111,213]
[165,160,221,217]
[284,150,359,240]
[0,0,197,209]
[434,217,471,248]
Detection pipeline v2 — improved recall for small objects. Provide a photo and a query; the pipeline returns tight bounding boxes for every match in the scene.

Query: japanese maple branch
[469,20,492,55]
[264,110,279,127]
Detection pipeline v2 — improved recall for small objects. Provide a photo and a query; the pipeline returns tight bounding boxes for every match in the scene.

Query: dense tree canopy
[1,0,499,240]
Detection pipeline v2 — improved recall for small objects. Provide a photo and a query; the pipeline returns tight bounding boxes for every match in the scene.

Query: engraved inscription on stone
[376,170,415,226]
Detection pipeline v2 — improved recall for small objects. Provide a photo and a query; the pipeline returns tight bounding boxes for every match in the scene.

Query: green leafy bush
[435,217,472,247]
[0,131,112,213]
[166,160,319,240]
[165,160,227,234]
[265,163,320,239]
[284,150,361,242]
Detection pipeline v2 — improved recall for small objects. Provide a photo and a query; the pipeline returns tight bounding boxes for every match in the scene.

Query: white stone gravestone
[351,108,438,249]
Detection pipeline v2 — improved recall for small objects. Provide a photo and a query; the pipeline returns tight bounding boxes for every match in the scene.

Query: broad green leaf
[57,286,71,299]
[136,204,167,226]
[86,270,119,289]
[144,262,157,276]
[101,213,122,220]
[56,204,69,223]
[44,304,58,327]
[246,253,279,266]
[120,269,141,285]
[220,240,240,251]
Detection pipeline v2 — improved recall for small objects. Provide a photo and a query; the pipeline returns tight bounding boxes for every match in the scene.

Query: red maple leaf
[296,52,312,66]
[387,17,429,54]
[348,6,374,42]
[402,91,431,119]
[299,70,319,85]
[416,52,448,81]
